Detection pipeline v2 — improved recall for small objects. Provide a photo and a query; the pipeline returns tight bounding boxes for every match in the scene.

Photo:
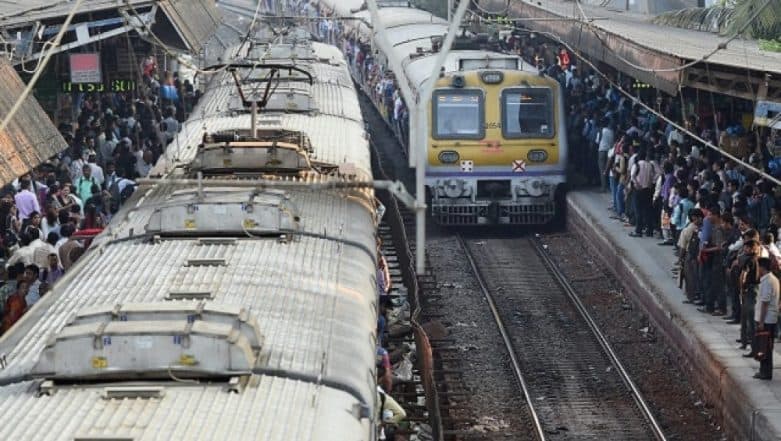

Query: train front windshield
[502,88,554,138]
[433,90,484,139]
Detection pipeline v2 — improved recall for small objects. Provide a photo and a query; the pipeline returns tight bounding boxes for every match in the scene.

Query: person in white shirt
[629,149,656,237]
[667,125,684,147]
[597,122,615,192]
[136,149,154,177]
[754,257,779,380]
[5,229,45,269]
[87,152,105,187]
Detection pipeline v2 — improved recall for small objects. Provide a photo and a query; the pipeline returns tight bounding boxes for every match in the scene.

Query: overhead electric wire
[0,0,85,133]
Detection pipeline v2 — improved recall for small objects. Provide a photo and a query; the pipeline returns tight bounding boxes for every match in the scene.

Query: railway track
[457,235,667,441]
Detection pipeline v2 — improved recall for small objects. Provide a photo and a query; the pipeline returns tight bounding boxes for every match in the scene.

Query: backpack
[686,228,700,261]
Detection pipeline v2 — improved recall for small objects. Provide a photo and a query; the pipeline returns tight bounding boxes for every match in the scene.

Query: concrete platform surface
[567,189,781,441]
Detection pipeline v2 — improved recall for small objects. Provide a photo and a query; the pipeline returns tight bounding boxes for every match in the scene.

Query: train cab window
[432,89,484,139]
[501,88,554,139]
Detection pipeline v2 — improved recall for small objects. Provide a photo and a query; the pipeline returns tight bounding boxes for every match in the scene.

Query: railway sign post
[512,159,526,172]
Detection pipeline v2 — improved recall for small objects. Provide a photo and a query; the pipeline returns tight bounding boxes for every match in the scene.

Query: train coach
[0,29,382,441]
[313,0,569,225]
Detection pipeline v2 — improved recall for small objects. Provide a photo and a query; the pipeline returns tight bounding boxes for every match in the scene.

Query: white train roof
[0,33,378,441]
[336,4,529,91]
[0,377,368,440]
[156,40,370,180]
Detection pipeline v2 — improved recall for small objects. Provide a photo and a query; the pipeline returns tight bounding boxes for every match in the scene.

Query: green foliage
[759,39,781,52]
[725,0,781,39]
[652,0,781,40]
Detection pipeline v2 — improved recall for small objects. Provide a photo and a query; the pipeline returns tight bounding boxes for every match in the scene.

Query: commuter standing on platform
[753,257,779,380]
[740,240,761,356]
[628,149,656,238]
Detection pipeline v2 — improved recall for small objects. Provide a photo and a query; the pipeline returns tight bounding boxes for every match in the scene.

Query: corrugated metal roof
[0,59,66,187]
[0,0,153,28]
[0,0,220,54]
[158,0,222,54]
[0,377,369,440]
[512,0,781,74]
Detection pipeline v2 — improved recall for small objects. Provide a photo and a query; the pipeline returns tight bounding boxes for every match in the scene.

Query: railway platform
[567,189,781,441]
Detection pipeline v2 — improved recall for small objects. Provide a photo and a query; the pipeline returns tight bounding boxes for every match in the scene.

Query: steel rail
[456,234,546,441]
[530,238,668,441]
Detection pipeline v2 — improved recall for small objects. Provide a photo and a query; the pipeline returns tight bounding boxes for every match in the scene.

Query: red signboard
[69,53,101,84]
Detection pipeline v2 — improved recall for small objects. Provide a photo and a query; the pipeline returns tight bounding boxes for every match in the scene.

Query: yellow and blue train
[304,0,569,225]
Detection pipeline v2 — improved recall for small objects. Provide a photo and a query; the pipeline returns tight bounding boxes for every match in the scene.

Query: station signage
[69,53,102,84]
[61,79,137,93]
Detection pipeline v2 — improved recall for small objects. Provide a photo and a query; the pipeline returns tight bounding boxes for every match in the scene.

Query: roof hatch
[145,188,299,237]
[191,129,315,174]
[33,302,263,380]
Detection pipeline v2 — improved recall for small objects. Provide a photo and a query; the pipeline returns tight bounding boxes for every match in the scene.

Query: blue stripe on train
[426,170,566,177]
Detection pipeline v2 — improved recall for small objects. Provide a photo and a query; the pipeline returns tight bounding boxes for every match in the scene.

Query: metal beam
[12,9,155,65]
[13,24,135,65]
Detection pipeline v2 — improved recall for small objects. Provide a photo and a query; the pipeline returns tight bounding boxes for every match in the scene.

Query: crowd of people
[0,55,193,334]
[549,49,781,380]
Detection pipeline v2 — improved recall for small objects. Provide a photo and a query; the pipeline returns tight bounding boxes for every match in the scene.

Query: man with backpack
[679,209,704,304]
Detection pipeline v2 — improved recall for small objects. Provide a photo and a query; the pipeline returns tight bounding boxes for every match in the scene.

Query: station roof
[496,0,781,101]
[0,0,222,54]
[0,59,67,187]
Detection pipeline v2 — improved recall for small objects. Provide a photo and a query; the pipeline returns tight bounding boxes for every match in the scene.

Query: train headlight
[480,71,504,84]
[442,179,465,198]
[528,179,544,197]
[527,150,548,162]
[438,150,460,164]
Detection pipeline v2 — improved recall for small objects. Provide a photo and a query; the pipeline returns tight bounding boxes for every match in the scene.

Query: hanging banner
[69,53,101,84]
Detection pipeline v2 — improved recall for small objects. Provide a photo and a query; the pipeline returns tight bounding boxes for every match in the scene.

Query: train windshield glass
[502,88,554,139]
[433,90,484,139]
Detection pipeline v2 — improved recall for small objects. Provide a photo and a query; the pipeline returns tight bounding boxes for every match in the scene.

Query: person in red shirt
[2,280,29,333]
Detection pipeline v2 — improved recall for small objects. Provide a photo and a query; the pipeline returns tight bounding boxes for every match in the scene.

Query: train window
[501,88,554,139]
[432,89,484,140]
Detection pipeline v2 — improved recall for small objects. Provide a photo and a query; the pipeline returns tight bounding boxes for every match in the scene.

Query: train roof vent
[33,311,261,380]
[103,386,164,400]
[166,290,213,301]
[74,437,134,441]
[69,302,263,350]
[145,188,299,237]
[192,140,312,174]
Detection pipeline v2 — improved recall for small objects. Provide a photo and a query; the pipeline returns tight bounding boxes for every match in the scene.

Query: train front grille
[476,180,512,200]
